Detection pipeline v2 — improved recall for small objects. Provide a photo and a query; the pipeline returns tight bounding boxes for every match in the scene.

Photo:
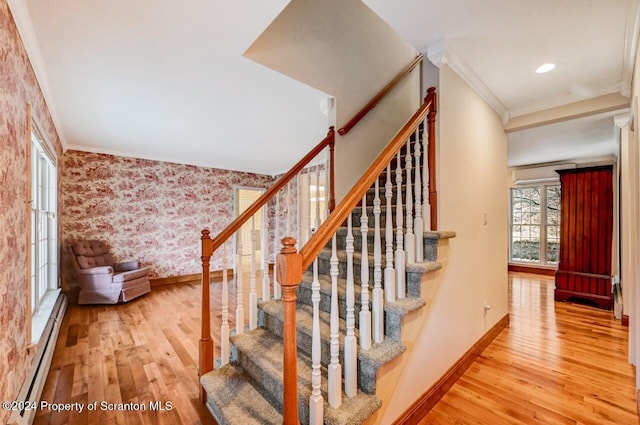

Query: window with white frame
[30,132,58,315]
[510,184,560,266]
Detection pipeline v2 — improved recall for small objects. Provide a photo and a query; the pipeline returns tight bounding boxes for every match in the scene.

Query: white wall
[628,33,640,387]
[380,64,509,422]
[244,0,420,201]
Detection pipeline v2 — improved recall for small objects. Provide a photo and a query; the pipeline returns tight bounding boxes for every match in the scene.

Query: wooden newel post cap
[276,237,303,288]
[201,229,211,240]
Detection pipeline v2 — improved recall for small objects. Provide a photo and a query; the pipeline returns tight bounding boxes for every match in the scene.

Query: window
[510,185,560,266]
[30,132,58,316]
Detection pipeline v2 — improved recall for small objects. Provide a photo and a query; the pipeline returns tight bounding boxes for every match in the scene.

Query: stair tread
[231,328,382,425]
[299,272,430,314]
[201,363,282,425]
[316,247,442,272]
[260,300,408,368]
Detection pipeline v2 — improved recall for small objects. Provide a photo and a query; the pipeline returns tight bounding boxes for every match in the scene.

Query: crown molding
[614,112,631,128]
[7,0,68,149]
[426,40,508,123]
[621,0,640,98]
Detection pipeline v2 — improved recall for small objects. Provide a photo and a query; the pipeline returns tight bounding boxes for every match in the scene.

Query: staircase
[199,99,456,424]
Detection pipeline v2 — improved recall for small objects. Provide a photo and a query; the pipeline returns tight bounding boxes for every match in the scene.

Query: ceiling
[507,111,619,167]
[9,0,639,173]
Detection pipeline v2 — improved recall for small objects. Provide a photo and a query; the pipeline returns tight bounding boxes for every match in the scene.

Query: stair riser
[233,345,312,425]
[315,254,425,291]
[258,304,397,395]
[333,230,439,262]
[296,283,363,327]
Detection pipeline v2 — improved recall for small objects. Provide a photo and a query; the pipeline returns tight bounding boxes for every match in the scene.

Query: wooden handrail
[203,127,335,258]
[337,54,423,136]
[301,95,434,270]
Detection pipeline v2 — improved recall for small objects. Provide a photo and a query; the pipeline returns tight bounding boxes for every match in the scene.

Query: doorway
[235,187,265,269]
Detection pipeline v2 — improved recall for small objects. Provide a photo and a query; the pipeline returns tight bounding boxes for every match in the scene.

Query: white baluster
[328,235,342,408]
[315,164,321,232]
[345,214,357,397]
[273,195,282,300]
[384,163,396,302]
[261,205,270,302]
[414,128,424,262]
[249,216,257,330]
[360,195,371,350]
[309,247,323,423]
[422,118,431,231]
[405,139,415,264]
[308,171,313,244]
[395,151,406,299]
[220,243,230,365]
[372,178,384,344]
[235,232,245,334]
[287,180,292,244]
[309,163,324,424]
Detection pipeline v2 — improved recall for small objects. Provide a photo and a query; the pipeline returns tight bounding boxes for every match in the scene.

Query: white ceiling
[507,112,620,167]
[9,0,639,173]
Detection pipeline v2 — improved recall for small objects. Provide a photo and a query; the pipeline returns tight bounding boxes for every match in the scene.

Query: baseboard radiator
[7,293,67,425]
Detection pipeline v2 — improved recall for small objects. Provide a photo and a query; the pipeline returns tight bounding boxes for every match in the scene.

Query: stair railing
[276,89,437,423]
[198,127,335,404]
[338,54,423,136]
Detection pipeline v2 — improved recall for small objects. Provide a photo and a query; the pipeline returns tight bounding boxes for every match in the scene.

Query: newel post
[425,87,438,230]
[199,229,214,403]
[328,126,336,213]
[276,237,303,425]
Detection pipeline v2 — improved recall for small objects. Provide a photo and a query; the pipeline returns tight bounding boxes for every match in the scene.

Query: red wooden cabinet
[555,166,613,310]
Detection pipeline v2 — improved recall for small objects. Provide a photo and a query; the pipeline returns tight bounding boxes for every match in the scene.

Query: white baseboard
[7,293,67,425]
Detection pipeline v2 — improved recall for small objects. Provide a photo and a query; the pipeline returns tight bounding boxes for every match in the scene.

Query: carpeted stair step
[362,183,408,204]
[230,328,382,425]
[314,248,442,294]
[200,363,283,425]
[333,227,442,262]
[296,271,430,327]
[259,299,417,394]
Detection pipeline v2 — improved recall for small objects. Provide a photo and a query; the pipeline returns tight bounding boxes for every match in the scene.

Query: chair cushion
[112,267,149,283]
[77,254,115,269]
[72,240,115,269]
[71,240,110,257]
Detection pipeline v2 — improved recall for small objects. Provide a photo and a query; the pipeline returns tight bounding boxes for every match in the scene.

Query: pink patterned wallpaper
[61,150,277,287]
[0,0,63,420]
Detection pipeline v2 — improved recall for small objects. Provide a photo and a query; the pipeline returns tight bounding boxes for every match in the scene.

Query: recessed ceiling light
[536,63,556,74]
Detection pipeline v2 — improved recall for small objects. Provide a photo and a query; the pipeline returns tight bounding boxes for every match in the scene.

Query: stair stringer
[360,236,453,425]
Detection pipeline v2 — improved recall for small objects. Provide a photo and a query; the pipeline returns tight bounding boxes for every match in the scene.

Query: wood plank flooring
[36,272,638,424]
[420,272,638,425]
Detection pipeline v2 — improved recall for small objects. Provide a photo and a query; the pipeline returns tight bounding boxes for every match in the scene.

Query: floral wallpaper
[0,0,63,420]
[61,150,278,287]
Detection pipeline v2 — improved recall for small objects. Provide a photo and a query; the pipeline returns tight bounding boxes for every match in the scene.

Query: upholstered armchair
[67,240,151,305]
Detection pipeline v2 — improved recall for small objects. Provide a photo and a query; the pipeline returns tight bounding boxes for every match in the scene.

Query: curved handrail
[203,127,335,257]
[301,94,433,270]
[337,54,423,136]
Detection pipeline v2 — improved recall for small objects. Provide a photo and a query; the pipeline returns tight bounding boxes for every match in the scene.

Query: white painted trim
[622,0,640,97]
[509,85,628,118]
[66,143,280,176]
[8,293,66,425]
[614,112,632,128]
[426,40,508,121]
[6,0,68,149]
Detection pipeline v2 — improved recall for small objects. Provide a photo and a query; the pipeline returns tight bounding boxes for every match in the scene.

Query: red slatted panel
[555,166,613,309]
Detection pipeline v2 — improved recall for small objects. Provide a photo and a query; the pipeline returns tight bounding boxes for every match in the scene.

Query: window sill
[30,288,61,347]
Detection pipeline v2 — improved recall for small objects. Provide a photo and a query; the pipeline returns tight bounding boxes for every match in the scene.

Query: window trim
[26,105,59,346]
[509,183,560,267]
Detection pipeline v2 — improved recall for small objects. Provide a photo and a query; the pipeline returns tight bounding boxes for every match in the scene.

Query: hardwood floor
[36,272,638,424]
[420,272,638,425]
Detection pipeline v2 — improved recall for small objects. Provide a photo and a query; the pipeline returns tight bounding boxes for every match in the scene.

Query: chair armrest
[115,260,141,272]
[78,266,114,275]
